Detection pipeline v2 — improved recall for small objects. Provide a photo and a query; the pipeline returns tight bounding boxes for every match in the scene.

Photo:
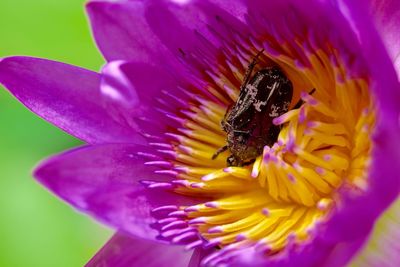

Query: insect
[212,50,294,166]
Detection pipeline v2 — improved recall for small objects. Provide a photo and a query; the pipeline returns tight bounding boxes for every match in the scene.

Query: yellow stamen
[163,45,375,255]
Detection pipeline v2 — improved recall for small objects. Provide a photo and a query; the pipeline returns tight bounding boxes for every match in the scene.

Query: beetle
[212,50,294,166]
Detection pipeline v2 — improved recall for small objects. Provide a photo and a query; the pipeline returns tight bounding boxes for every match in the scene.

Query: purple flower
[1,0,400,266]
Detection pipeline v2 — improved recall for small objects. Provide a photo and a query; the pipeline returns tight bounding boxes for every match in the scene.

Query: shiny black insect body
[213,52,293,166]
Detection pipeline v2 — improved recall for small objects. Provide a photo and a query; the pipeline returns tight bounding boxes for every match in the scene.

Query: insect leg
[241,49,265,90]
[242,159,256,166]
[227,155,240,166]
[293,88,316,109]
[212,145,228,160]
[233,129,250,134]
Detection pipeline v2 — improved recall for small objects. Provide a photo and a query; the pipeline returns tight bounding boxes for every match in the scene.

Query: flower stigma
[139,13,375,265]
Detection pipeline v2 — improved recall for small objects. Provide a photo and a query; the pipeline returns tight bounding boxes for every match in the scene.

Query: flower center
[142,23,374,265]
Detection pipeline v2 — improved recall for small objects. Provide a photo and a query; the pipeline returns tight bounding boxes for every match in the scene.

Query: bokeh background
[0,0,112,266]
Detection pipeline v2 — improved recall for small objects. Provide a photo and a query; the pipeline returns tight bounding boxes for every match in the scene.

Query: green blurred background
[0,0,112,266]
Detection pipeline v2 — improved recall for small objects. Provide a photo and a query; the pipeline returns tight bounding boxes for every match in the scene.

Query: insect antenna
[240,49,265,90]
[293,88,316,109]
[212,145,228,159]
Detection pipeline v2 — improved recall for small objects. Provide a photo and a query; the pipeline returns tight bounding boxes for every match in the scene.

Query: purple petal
[0,56,143,144]
[100,60,185,135]
[206,0,247,22]
[101,60,179,111]
[99,60,141,129]
[86,1,172,62]
[89,0,252,109]
[86,0,247,67]
[34,143,201,240]
[86,232,192,267]
[188,248,215,267]
[367,0,400,78]
[338,0,400,207]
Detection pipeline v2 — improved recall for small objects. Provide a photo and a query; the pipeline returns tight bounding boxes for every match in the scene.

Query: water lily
[1,0,400,266]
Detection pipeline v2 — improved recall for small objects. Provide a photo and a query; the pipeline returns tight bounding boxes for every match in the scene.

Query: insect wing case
[226,67,293,154]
